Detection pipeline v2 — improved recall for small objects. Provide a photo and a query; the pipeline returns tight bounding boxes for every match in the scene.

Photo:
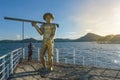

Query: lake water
[0,42,120,69]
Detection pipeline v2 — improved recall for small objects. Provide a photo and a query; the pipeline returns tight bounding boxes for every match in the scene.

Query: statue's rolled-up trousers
[40,41,54,70]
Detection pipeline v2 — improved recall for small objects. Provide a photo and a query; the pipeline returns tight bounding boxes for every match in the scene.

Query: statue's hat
[43,12,54,20]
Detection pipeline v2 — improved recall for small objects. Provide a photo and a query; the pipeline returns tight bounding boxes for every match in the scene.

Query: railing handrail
[0,54,8,60]
[0,48,23,80]
[22,47,120,69]
[0,48,21,60]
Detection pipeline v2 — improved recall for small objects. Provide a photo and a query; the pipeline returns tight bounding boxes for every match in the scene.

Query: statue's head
[43,13,54,23]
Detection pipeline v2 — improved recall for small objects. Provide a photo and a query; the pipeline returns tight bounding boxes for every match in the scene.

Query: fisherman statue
[31,13,57,71]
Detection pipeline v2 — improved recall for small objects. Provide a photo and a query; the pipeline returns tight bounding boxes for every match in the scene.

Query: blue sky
[0,0,120,40]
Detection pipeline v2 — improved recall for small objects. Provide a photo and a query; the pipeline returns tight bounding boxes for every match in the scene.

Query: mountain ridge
[1,33,120,43]
[74,33,102,42]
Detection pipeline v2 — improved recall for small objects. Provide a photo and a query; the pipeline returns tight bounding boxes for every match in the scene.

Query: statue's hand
[31,22,37,27]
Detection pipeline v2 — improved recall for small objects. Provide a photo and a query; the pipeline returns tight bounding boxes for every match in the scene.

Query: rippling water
[0,42,120,69]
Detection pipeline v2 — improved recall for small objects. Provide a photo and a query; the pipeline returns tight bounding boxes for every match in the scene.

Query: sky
[0,0,120,40]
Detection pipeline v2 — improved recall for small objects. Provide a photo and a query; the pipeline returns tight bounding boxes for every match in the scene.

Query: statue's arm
[32,22,43,35]
[34,25,43,35]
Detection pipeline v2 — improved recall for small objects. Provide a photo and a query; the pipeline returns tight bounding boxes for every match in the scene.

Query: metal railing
[0,48,24,80]
[23,48,60,63]
[23,47,120,69]
[1,47,119,79]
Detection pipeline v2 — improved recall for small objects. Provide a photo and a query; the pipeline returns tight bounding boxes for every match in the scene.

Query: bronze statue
[32,13,57,71]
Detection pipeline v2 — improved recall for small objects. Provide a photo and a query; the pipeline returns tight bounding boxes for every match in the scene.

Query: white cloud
[66,32,76,35]
[0,37,2,40]
[56,32,80,39]
[66,32,79,39]
[85,29,92,33]
[25,35,29,39]
[68,0,120,36]
[16,35,21,40]
[34,36,42,40]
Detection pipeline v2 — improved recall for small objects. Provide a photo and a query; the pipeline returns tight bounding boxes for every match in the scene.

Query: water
[1,42,120,69]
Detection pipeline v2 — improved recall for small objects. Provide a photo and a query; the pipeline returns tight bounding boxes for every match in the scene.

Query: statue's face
[45,15,53,23]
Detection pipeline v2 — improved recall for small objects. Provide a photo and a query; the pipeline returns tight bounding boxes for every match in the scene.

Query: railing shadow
[8,61,42,80]
[8,70,40,80]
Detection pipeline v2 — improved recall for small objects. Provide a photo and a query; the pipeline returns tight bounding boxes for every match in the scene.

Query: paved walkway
[9,60,120,80]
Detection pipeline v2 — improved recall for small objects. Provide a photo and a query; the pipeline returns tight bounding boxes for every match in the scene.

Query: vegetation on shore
[1,33,120,43]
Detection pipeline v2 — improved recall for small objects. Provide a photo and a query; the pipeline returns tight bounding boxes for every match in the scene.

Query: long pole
[22,22,24,58]
[4,17,59,28]
[22,22,24,42]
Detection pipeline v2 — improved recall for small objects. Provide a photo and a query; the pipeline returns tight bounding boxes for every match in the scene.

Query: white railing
[23,47,89,65]
[0,48,24,80]
[0,47,119,79]
[23,47,120,69]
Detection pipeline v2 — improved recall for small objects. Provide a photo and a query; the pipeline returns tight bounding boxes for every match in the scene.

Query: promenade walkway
[9,60,120,80]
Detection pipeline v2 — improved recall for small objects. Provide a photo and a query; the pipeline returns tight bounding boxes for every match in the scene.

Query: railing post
[94,51,97,67]
[11,52,13,74]
[73,48,75,64]
[22,48,25,59]
[38,48,40,61]
[82,56,85,66]
[56,48,59,63]
[6,64,10,79]
[2,57,5,79]
[96,52,97,66]
[65,58,67,63]
[94,52,96,67]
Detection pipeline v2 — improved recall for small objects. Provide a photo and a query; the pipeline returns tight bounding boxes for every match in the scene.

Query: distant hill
[55,38,72,42]
[97,34,120,43]
[110,35,120,42]
[0,40,20,43]
[0,38,40,43]
[0,38,71,43]
[1,33,120,43]
[74,33,102,42]
[22,38,39,43]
